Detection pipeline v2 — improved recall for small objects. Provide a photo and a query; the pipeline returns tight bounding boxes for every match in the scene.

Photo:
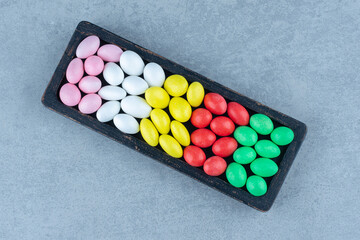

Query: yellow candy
[159,135,183,158]
[187,81,204,107]
[145,87,170,109]
[140,119,159,147]
[170,121,190,146]
[150,109,170,134]
[164,75,188,96]
[169,97,192,122]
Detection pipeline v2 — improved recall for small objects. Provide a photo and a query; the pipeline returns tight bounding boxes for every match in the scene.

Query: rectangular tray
[42,21,307,211]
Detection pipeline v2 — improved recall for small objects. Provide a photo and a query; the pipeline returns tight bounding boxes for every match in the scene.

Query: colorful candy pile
[59,35,295,197]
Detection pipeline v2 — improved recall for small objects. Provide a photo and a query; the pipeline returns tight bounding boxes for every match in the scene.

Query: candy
[140,119,159,146]
[190,129,216,148]
[204,93,227,115]
[59,83,81,106]
[78,76,101,93]
[97,44,123,62]
[249,114,274,135]
[143,62,165,87]
[66,58,84,84]
[270,126,294,146]
[76,35,100,59]
[121,96,151,118]
[190,108,212,128]
[159,135,183,158]
[164,75,188,96]
[246,175,267,196]
[78,94,102,114]
[187,82,204,107]
[226,163,247,188]
[254,140,281,158]
[203,156,227,176]
[233,147,257,164]
[233,126,258,146]
[170,121,190,146]
[96,101,121,122]
[84,55,104,76]
[113,114,139,134]
[119,50,144,76]
[98,86,126,101]
[183,146,206,167]
[122,76,149,95]
[103,62,124,85]
[169,97,192,122]
[212,137,238,157]
[210,116,235,136]
[150,109,170,134]
[227,102,249,126]
[250,158,278,177]
[145,87,170,109]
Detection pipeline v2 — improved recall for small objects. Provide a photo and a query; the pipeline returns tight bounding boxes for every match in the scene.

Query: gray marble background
[0,0,359,239]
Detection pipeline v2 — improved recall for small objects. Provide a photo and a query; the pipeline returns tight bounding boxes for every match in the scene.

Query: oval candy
[145,87,170,109]
[183,146,206,167]
[226,162,247,188]
[271,126,294,146]
[78,76,101,93]
[170,121,190,146]
[254,140,281,158]
[66,58,84,84]
[119,50,145,76]
[169,97,192,122]
[203,156,227,176]
[84,55,104,76]
[96,101,121,123]
[59,83,81,106]
[159,135,183,158]
[204,93,227,115]
[233,126,258,146]
[233,147,257,164]
[113,114,139,134]
[187,82,204,107]
[246,175,267,197]
[150,109,170,134]
[164,75,188,97]
[76,35,100,59]
[98,86,126,100]
[121,96,152,118]
[212,137,238,157]
[190,108,212,128]
[103,62,125,85]
[190,129,216,148]
[249,114,274,135]
[250,158,278,177]
[227,102,249,126]
[143,62,165,87]
[78,94,102,114]
[122,76,149,95]
[140,118,159,146]
[97,44,123,62]
[210,116,235,136]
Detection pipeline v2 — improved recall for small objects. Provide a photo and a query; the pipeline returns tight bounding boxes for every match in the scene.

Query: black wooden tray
[42,21,307,211]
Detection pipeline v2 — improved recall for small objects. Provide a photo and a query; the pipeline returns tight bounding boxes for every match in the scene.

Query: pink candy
[66,58,84,84]
[97,44,123,62]
[59,83,81,106]
[76,35,100,59]
[78,94,102,114]
[78,76,102,93]
[84,56,104,76]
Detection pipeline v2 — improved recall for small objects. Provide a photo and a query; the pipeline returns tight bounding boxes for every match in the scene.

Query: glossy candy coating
[249,114,274,135]
[190,129,216,148]
[145,87,170,109]
[66,58,84,84]
[187,82,204,107]
[103,62,124,85]
[159,135,183,158]
[150,109,170,134]
[113,114,139,134]
[84,55,104,76]
[121,96,151,118]
[233,147,257,164]
[233,126,258,146]
[78,94,102,114]
[226,163,247,188]
[246,175,267,196]
[98,86,126,101]
[140,118,159,146]
[170,121,190,146]
[164,75,188,96]
[96,100,121,122]
[270,126,294,146]
[212,137,238,157]
[169,97,192,122]
[78,76,101,93]
[59,83,81,106]
[250,158,278,177]
[254,140,281,158]
[203,156,227,176]
[210,116,235,136]
[227,102,249,126]
[204,93,227,115]
[143,62,165,87]
[190,108,212,128]
[119,50,145,76]
[183,146,206,167]
[122,76,149,95]
[97,44,123,62]
[76,35,100,59]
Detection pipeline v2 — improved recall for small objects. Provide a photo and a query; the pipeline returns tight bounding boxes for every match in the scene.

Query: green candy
[233,147,257,164]
[255,140,280,158]
[271,126,294,146]
[233,126,258,146]
[246,175,267,196]
[226,162,247,188]
[249,114,274,135]
[250,158,278,177]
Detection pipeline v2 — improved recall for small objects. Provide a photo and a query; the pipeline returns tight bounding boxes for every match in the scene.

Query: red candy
[227,102,249,126]
[184,146,206,167]
[212,137,238,157]
[203,156,227,176]
[191,108,212,128]
[204,93,227,115]
[210,116,235,136]
[191,129,216,148]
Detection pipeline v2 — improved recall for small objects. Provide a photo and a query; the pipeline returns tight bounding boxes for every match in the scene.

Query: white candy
[143,62,165,87]
[98,86,126,100]
[121,96,151,118]
[103,62,124,85]
[96,101,121,122]
[113,114,139,134]
[122,76,149,95]
[119,50,145,76]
